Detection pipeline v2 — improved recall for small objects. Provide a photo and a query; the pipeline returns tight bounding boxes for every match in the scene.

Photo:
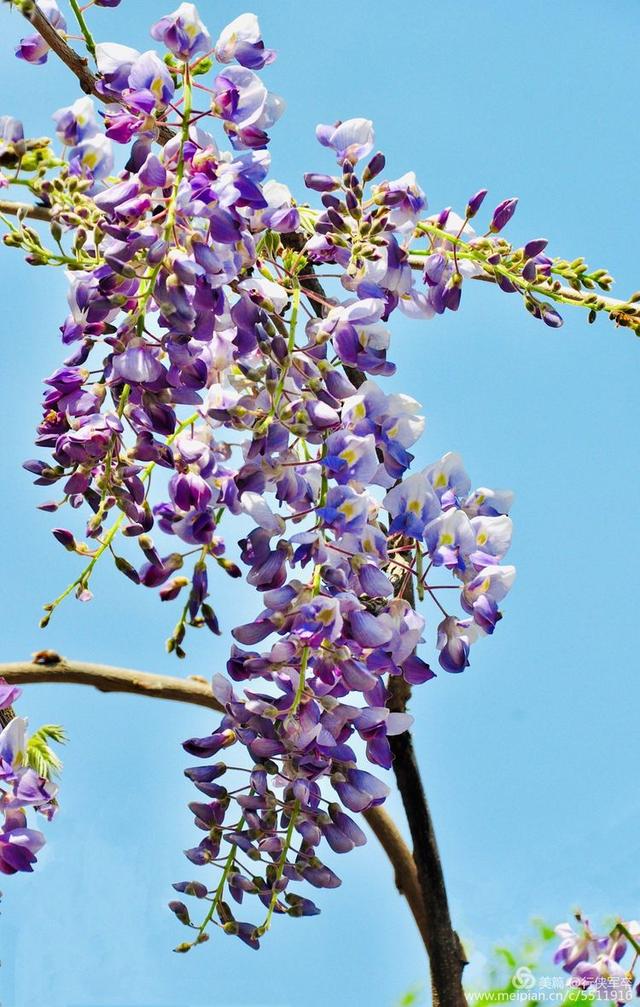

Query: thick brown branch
[389,718,468,1006]
[0,656,428,949]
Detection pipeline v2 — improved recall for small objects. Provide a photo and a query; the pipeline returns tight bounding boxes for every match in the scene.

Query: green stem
[196,817,245,943]
[289,462,327,715]
[258,800,300,935]
[42,512,124,623]
[135,63,193,331]
[271,282,300,415]
[68,0,96,60]
[43,411,201,625]
[612,922,640,958]
[414,221,638,327]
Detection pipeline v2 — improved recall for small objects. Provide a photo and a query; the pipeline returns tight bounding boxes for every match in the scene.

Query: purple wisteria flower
[316,118,374,164]
[215,13,276,70]
[15,0,66,66]
[53,97,99,147]
[151,3,211,61]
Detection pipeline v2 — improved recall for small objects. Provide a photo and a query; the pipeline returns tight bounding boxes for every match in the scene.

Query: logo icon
[512,966,536,990]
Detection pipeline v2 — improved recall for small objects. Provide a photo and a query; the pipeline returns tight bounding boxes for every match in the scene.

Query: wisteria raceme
[0,0,630,957]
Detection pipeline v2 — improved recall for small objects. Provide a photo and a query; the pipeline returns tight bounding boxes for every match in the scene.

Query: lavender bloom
[424,509,475,574]
[256,181,299,233]
[150,3,211,61]
[332,768,390,813]
[316,118,374,164]
[317,485,372,536]
[372,171,426,228]
[436,616,474,673]
[461,564,516,614]
[53,97,99,147]
[425,452,471,508]
[95,42,141,93]
[0,116,24,164]
[215,13,276,69]
[0,679,22,710]
[463,486,514,518]
[324,431,379,487]
[0,810,46,875]
[68,133,114,186]
[554,920,610,974]
[15,0,66,66]
[469,515,513,568]
[212,67,284,134]
[383,471,441,539]
[128,51,175,110]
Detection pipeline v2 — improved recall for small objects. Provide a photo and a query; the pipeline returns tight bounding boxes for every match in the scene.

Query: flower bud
[52,528,76,552]
[489,197,518,234]
[362,151,386,182]
[168,901,190,925]
[304,173,339,192]
[465,188,488,219]
[523,237,548,259]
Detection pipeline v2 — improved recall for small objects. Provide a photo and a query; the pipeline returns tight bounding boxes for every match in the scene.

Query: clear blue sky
[1,2,639,1004]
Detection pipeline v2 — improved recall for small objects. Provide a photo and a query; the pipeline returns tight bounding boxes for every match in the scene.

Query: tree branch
[386,575,468,1005]
[0,656,224,710]
[389,680,468,1007]
[0,198,55,222]
[0,656,430,952]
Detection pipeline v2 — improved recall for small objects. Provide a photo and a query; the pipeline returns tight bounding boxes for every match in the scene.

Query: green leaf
[25,724,67,779]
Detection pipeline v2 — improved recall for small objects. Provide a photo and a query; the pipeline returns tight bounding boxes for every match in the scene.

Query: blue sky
[1,1,639,1004]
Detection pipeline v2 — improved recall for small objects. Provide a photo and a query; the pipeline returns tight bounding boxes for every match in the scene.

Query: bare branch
[0,655,430,953]
[0,198,57,222]
[0,656,224,710]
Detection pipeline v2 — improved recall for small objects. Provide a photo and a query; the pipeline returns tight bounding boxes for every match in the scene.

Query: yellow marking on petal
[408,499,421,514]
[340,449,357,465]
[477,532,487,545]
[434,472,447,488]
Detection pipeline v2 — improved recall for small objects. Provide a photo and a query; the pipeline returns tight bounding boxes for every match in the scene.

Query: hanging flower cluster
[554,915,640,1002]
[0,681,60,875]
[1,0,631,955]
